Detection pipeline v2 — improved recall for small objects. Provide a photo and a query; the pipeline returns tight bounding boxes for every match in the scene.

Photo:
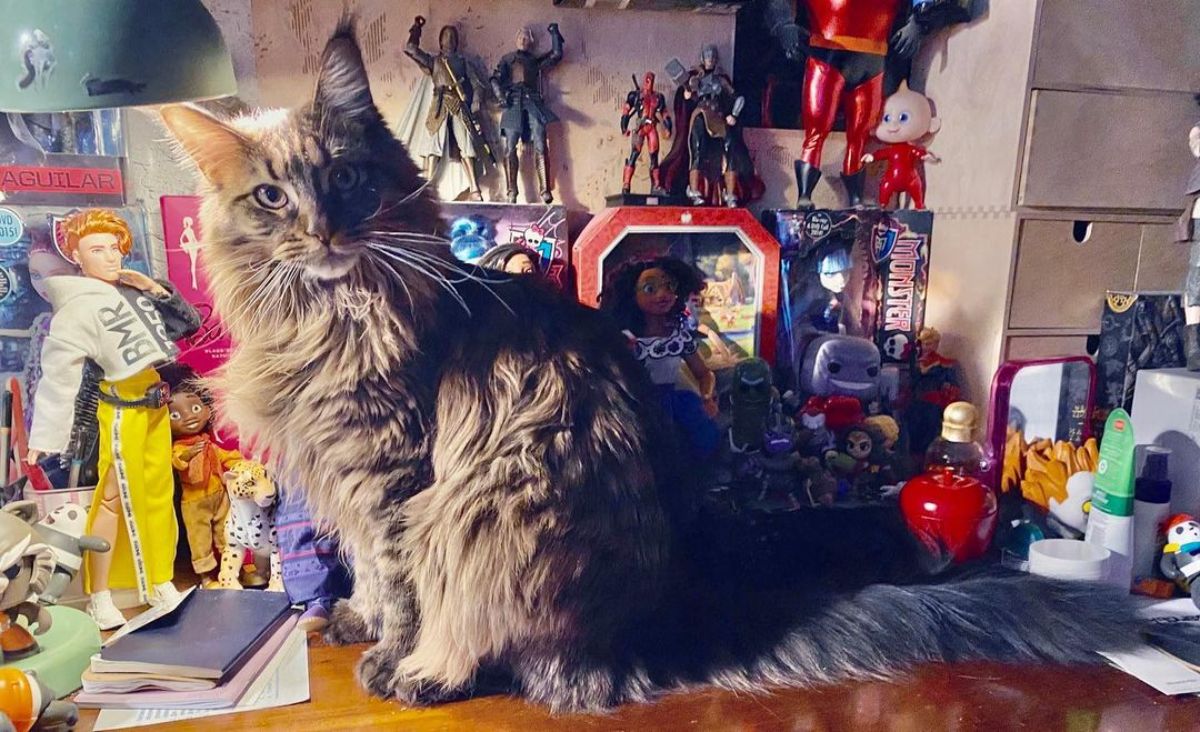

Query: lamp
[0,0,236,113]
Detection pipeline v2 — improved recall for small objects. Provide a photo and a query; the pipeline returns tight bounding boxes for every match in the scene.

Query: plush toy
[32,504,109,605]
[219,461,282,592]
[1160,513,1200,607]
[862,81,941,209]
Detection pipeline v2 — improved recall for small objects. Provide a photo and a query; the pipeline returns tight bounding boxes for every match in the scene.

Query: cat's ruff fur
[161,20,1140,713]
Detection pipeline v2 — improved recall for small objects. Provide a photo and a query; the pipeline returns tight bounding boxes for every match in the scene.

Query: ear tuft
[160,104,252,187]
[313,16,377,122]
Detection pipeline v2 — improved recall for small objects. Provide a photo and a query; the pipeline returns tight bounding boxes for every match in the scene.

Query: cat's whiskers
[363,179,433,223]
[365,239,515,316]
[364,244,471,315]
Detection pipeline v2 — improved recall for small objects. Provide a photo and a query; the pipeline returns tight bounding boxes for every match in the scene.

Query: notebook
[77,616,299,710]
[94,589,293,680]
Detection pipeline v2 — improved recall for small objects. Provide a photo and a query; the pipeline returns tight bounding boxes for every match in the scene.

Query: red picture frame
[573,206,781,364]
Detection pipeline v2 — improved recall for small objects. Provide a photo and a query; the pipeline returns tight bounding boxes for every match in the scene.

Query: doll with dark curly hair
[600,256,719,457]
[477,244,539,275]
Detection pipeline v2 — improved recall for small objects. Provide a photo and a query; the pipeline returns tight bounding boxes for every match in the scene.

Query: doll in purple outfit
[275,484,351,632]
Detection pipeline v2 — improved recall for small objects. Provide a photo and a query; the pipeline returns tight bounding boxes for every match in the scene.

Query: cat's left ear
[313,19,379,123]
[160,104,253,188]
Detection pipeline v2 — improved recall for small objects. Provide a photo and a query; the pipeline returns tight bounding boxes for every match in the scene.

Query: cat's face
[160,23,441,300]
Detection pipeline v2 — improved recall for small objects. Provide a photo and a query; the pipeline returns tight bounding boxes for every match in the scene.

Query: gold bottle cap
[941,401,977,443]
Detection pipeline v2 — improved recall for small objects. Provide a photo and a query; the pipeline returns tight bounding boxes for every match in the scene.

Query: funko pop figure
[800,335,882,402]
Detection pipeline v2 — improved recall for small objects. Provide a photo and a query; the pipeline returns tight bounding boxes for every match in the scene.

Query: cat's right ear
[160,104,252,188]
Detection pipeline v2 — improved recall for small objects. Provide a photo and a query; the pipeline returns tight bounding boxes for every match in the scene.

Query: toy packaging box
[0,110,125,208]
[1097,291,1185,412]
[764,208,932,391]
[441,202,571,290]
[573,206,781,371]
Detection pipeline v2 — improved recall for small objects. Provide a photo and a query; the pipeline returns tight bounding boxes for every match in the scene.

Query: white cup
[1028,539,1110,582]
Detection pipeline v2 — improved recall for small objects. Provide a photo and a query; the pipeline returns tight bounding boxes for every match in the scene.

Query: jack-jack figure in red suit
[793,0,930,208]
[621,72,672,195]
[862,81,940,209]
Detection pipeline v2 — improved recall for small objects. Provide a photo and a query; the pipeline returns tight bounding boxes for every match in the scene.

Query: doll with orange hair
[25,209,200,629]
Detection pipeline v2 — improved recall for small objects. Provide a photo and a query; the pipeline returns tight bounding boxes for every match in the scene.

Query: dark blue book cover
[98,590,293,680]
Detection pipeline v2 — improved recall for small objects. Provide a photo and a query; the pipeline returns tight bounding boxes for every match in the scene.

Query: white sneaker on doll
[87,591,126,631]
[149,582,183,608]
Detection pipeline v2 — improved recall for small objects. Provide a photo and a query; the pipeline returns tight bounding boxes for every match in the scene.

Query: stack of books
[75,589,297,710]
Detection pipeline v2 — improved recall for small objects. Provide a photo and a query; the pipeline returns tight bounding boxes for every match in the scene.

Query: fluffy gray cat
[161,21,1138,713]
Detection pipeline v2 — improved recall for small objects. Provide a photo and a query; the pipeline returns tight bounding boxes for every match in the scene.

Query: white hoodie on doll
[28,275,181,454]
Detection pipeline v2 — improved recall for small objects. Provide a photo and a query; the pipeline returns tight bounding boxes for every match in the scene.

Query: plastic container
[1029,539,1111,582]
[1132,446,1172,582]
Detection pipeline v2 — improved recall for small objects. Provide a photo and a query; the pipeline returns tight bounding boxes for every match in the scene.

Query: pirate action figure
[620,72,672,195]
[491,23,565,204]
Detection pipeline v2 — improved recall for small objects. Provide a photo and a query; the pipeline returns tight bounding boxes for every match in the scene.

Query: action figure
[0,504,54,662]
[399,17,493,202]
[862,82,941,209]
[620,72,672,195]
[1178,120,1200,370]
[671,46,753,207]
[789,0,937,208]
[33,504,109,605]
[26,209,201,630]
[1160,514,1200,607]
[492,24,565,204]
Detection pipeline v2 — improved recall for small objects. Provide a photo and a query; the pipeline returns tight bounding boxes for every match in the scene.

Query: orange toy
[0,667,77,731]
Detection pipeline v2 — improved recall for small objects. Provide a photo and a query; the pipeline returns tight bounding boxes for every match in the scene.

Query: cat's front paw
[355,644,401,699]
[323,600,378,645]
[389,673,465,708]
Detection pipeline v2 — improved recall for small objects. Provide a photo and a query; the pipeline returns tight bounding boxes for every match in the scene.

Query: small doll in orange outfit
[168,378,242,587]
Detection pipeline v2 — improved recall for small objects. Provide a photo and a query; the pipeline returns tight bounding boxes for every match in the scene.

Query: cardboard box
[763,208,932,390]
[441,202,571,290]
[1098,291,1185,412]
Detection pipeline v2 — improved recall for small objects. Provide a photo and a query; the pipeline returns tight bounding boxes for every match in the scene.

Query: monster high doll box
[573,206,781,370]
[1097,291,1185,412]
[441,202,571,291]
[764,208,932,392]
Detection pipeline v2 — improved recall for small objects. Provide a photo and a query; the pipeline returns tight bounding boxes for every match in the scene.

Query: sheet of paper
[91,628,310,731]
[1101,598,1200,695]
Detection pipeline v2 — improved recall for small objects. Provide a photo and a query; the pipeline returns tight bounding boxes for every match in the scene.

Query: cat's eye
[253,184,288,210]
[329,164,361,192]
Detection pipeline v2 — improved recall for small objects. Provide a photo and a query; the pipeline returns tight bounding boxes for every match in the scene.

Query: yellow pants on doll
[84,368,178,598]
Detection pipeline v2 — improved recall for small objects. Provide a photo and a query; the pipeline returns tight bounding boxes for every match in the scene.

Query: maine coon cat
[161,22,1138,713]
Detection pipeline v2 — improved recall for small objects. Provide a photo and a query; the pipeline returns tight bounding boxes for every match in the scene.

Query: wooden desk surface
[76,635,1200,731]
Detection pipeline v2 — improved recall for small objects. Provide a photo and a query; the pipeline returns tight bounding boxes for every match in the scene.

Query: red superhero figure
[862,81,941,208]
[793,0,929,208]
[621,72,672,195]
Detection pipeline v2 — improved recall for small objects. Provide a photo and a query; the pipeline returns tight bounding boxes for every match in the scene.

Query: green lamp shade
[0,0,236,113]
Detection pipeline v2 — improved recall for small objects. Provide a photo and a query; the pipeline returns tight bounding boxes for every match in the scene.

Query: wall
[912,0,1038,410]
[249,0,735,211]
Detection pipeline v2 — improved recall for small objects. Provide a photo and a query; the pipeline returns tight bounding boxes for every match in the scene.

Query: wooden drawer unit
[1005,335,1092,361]
[1135,222,1187,292]
[1009,219,1139,330]
[1032,0,1200,93]
[1019,90,1199,210]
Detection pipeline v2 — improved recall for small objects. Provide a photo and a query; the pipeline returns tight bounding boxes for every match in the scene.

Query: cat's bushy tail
[515,542,1142,712]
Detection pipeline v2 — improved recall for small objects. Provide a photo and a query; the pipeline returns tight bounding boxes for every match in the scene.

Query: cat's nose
[303,216,332,245]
